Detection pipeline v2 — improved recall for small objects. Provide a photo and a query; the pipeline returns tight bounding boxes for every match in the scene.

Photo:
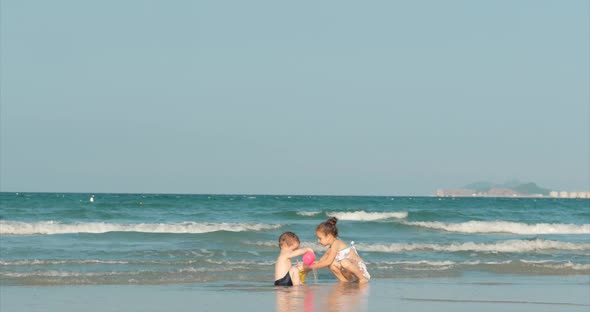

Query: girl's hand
[301,261,314,272]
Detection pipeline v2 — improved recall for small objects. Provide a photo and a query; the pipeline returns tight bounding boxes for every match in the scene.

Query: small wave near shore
[294,210,408,221]
[0,221,281,235]
[355,239,590,253]
[402,220,590,234]
[244,239,590,253]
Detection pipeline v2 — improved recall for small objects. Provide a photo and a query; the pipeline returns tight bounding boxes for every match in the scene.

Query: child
[274,231,315,286]
[311,217,370,283]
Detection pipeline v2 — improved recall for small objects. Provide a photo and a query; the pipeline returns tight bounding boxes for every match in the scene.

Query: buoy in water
[89,195,95,203]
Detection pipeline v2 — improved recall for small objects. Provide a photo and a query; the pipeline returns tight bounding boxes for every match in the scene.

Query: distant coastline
[435,181,590,199]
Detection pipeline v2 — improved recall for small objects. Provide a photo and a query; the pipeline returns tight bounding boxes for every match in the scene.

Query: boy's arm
[285,247,314,259]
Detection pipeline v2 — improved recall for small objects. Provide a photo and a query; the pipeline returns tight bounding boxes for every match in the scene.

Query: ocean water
[1,193,589,286]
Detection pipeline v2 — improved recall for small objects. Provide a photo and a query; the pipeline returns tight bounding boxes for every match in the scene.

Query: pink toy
[302,251,315,266]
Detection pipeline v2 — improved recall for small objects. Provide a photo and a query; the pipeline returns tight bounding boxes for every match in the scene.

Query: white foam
[327,211,408,221]
[0,270,139,278]
[0,259,130,266]
[402,220,590,234]
[0,221,281,235]
[369,260,590,271]
[203,259,274,266]
[519,259,554,264]
[538,262,590,270]
[178,266,247,273]
[371,260,463,271]
[296,211,321,216]
[356,239,590,253]
[373,260,462,266]
[373,260,519,266]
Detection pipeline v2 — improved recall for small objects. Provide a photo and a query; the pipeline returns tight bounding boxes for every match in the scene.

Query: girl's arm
[312,246,338,269]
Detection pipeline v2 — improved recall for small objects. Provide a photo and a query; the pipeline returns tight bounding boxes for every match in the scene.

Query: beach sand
[2,274,588,312]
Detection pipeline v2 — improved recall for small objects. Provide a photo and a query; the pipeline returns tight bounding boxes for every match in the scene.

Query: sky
[1,0,589,196]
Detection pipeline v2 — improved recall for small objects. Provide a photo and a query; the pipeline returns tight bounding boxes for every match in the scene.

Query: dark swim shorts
[274,271,293,286]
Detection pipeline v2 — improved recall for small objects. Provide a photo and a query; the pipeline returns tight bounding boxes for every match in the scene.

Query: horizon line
[1,191,587,199]
[0,190,431,197]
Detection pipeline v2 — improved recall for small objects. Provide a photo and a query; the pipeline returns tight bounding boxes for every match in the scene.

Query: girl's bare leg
[340,259,369,283]
[339,267,355,281]
[329,262,348,281]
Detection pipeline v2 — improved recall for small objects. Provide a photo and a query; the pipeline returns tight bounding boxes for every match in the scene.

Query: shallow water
[1,193,589,285]
[2,276,589,312]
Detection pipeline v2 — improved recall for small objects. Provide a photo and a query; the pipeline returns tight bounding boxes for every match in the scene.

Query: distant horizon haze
[1,179,587,197]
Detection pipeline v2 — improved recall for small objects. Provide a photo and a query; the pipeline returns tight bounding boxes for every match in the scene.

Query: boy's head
[278,231,300,250]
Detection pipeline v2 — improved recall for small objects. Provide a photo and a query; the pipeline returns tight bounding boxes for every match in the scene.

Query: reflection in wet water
[275,283,369,312]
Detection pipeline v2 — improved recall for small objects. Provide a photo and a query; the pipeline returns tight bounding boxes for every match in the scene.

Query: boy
[274,231,314,286]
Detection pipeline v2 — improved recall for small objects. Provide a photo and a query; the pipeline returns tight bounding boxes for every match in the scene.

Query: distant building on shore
[435,189,475,197]
[549,191,590,199]
[436,189,589,198]
[436,181,589,198]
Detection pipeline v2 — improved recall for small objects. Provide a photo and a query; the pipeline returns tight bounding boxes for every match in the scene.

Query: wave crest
[402,221,590,234]
[327,211,408,221]
[296,211,321,216]
[370,260,590,272]
[356,239,590,253]
[0,221,281,235]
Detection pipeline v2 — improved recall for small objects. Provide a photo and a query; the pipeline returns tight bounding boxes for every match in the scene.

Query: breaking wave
[355,239,590,253]
[402,221,590,234]
[0,221,282,235]
[326,211,408,221]
[296,211,321,216]
[242,239,588,254]
[370,260,590,272]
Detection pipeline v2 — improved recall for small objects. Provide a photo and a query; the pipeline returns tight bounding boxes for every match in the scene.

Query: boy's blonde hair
[278,231,300,247]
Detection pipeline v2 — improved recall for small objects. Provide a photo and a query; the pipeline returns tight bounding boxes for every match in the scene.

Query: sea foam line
[326,211,408,221]
[296,211,321,216]
[355,239,590,253]
[243,239,589,253]
[0,258,277,268]
[0,221,281,235]
[0,259,130,266]
[370,260,590,271]
[402,220,590,234]
[0,266,250,278]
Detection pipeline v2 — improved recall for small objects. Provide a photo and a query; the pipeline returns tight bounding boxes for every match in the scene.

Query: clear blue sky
[1,0,588,195]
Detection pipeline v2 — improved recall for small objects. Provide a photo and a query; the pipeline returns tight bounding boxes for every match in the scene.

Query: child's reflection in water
[275,283,368,312]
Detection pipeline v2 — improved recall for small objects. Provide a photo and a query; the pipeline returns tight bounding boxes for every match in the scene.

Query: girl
[311,217,370,283]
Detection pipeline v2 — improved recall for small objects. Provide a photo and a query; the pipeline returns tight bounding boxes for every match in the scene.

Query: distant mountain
[511,182,550,195]
[463,181,550,195]
[501,179,523,189]
[464,181,495,193]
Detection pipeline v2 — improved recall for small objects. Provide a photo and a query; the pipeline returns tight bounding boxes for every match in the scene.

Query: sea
[1,193,589,286]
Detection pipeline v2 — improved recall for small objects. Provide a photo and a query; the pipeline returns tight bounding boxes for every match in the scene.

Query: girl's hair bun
[316,217,339,237]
